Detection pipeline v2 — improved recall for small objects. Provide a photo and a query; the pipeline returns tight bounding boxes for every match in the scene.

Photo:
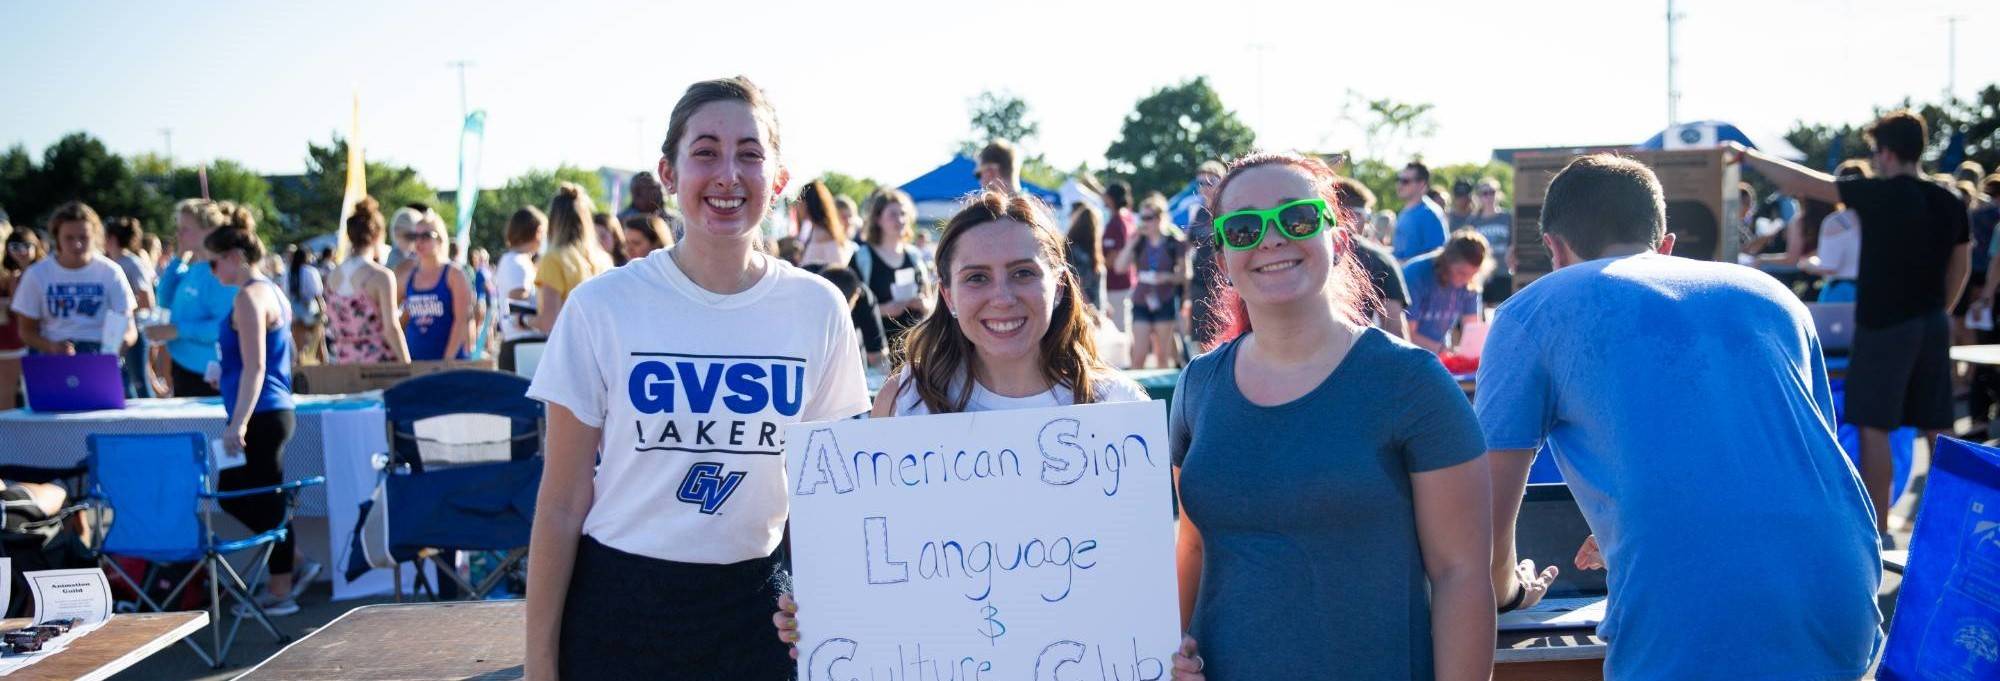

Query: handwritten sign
[786,400,1178,681]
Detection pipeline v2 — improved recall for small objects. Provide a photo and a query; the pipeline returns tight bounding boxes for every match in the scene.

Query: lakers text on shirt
[625,351,809,456]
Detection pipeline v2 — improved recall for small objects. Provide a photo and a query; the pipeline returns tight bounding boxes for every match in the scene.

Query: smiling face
[939,219,1061,363]
[660,100,786,244]
[1215,165,1339,309]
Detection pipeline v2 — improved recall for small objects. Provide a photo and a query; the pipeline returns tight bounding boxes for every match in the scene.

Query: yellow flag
[335,93,367,261]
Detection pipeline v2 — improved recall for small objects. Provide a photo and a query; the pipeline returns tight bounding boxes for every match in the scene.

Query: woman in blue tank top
[397,211,472,361]
[207,205,313,617]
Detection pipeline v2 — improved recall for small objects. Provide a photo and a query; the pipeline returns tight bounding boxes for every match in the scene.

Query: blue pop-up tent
[899,155,1063,222]
[1637,120,1806,161]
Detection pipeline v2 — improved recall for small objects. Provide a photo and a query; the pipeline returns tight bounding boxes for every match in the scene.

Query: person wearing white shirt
[10,202,134,357]
[523,76,869,681]
[1802,161,1871,303]
[496,207,545,372]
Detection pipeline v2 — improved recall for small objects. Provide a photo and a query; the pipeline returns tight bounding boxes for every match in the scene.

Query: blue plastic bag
[1880,436,2000,680]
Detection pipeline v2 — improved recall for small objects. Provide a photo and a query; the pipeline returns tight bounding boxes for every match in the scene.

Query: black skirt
[558,535,795,681]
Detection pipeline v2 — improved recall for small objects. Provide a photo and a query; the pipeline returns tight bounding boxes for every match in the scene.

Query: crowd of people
[2,71,1989,680]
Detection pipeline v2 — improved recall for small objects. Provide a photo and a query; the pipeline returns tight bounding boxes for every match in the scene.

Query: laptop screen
[1515,483,1607,599]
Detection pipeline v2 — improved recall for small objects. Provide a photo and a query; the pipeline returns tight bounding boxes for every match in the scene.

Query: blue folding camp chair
[346,370,542,601]
[86,432,324,668]
[1880,436,2000,679]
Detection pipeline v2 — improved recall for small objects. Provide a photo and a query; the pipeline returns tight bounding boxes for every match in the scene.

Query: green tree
[1781,83,2000,175]
[272,135,439,242]
[817,171,880,207]
[1,133,164,232]
[956,90,1069,189]
[1103,77,1257,198]
[1342,93,1438,163]
[467,165,608,254]
[958,91,1041,156]
[168,160,280,242]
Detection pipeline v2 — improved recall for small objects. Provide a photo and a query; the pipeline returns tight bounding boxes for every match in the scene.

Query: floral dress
[325,286,395,364]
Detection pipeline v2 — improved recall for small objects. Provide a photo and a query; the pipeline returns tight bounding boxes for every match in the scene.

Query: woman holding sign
[770,190,1150,650]
[1167,154,1497,680]
[524,76,870,681]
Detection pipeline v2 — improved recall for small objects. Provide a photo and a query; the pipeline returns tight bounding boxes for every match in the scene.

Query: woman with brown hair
[593,213,628,267]
[529,182,614,335]
[0,227,47,409]
[850,188,931,350]
[324,197,411,364]
[1064,203,1107,311]
[1402,230,1491,354]
[1118,193,1190,369]
[621,213,674,261]
[770,190,1147,654]
[795,179,852,270]
[524,76,867,680]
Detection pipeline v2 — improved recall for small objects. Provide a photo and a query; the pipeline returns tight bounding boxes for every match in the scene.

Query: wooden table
[236,601,522,680]
[236,600,1608,680]
[1,611,208,681]
[1495,627,1606,681]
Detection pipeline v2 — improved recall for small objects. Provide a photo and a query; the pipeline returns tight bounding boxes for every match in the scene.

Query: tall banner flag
[336,94,368,261]
[453,110,487,263]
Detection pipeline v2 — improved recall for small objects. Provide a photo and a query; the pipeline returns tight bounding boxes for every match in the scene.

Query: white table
[0,394,410,600]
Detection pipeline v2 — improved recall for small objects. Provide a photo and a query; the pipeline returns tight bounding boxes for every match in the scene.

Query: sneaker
[289,560,323,601]
[232,592,299,618]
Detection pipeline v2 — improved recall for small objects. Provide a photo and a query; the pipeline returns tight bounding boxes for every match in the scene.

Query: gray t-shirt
[1170,327,1485,680]
[1468,212,1512,260]
[114,253,153,301]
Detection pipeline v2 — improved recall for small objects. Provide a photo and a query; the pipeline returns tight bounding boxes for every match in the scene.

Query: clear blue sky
[3,0,1990,190]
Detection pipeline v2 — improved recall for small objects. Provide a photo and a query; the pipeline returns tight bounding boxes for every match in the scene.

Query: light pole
[1666,0,1683,127]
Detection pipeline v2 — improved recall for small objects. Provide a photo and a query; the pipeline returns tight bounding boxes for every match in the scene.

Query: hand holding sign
[785,401,1179,680]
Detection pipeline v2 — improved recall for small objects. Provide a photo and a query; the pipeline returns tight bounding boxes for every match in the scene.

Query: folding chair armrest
[203,475,327,500]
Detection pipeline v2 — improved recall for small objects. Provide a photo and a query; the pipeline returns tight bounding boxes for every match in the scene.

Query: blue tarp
[898,155,1062,207]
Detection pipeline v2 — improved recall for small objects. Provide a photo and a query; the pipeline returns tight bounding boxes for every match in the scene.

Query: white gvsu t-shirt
[527,249,870,565]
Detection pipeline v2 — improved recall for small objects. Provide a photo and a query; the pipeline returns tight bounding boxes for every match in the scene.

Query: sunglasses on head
[1212,198,1333,251]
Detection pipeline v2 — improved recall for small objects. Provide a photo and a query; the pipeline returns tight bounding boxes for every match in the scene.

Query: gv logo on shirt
[676,462,747,515]
[627,354,807,416]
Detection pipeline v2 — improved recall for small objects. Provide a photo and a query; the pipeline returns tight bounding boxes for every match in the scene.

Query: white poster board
[786,400,1178,681]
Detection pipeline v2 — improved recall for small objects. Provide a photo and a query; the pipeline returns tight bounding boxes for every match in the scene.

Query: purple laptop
[22,354,125,412]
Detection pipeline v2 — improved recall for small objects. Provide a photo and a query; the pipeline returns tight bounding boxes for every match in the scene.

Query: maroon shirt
[1103,208,1135,291]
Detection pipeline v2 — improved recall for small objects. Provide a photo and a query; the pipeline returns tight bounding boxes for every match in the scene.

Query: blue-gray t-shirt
[1170,327,1485,680]
[1402,253,1480,343]
[1474,253,1882,681]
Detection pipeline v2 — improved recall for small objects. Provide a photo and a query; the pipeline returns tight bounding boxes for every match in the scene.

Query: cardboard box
[295,359,498,394]
[1510,148,1740,290]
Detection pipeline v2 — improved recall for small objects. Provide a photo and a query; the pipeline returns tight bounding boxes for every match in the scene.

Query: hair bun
[556,182,583,200]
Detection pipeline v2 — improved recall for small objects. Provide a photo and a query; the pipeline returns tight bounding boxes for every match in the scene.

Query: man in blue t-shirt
[1479,155,1882,680]
[1392,161,1449,261]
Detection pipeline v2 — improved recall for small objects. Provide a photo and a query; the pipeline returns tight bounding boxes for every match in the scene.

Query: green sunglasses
[1212,198,1334,251]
